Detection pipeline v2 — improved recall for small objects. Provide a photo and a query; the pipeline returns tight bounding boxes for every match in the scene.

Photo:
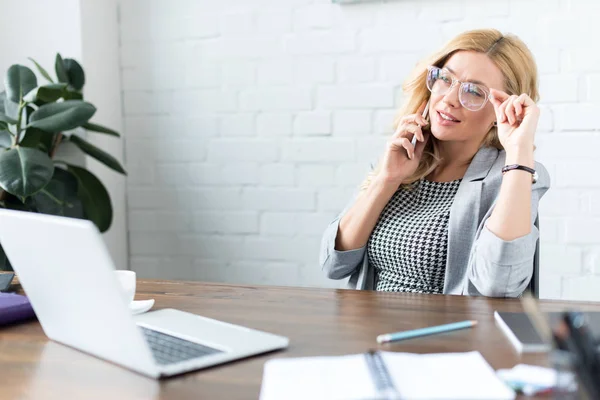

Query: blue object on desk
[377,320,478,344]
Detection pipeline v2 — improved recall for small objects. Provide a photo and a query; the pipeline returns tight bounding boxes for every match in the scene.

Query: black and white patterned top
[367,179,462,294]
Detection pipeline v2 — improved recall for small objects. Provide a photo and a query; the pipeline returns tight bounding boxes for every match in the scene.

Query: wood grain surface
[1,279,597,399]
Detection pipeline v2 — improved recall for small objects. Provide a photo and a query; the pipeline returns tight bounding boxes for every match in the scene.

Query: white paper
[383,351,515,400]
[260,354,376,400]
[259,351,515,400]
[496,363,577,395]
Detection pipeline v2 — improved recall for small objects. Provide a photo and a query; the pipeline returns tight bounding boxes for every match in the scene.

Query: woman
[319,29,550,298]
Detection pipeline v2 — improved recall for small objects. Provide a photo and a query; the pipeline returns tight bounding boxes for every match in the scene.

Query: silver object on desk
[0,209,289,379]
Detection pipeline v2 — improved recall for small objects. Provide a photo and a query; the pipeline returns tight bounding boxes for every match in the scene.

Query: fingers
[515,94,529,120]
[492,90,537,127]
[389,130,431,161]
[389,137,414,160]
[405,124,424,142]
[489,93,502,108]
[490,88,511,124]
[400,113,429,127]
[489,88,510,104]
[514,96,523,120]
[402,138,415,160]
[518,92,536,108]
[497,99,508,124]
[391,109,430,159]
[414,131,430,159]
[490,95,505,124]
[505,96,517,125]
[504,95,528,126]
[394,120,425,142]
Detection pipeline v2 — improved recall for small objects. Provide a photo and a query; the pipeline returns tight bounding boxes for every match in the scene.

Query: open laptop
[0,209,289,378]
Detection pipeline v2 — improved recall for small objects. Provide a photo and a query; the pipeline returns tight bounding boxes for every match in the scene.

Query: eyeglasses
[425,66,490,111]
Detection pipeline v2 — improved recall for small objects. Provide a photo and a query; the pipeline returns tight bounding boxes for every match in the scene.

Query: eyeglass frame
[425,65,492,112]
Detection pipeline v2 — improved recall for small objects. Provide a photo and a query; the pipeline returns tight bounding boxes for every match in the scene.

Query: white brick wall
[293,111,332,135]
[120,0,600,299]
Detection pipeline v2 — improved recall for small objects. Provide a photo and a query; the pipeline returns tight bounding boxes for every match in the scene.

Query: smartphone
[411,99,430,148]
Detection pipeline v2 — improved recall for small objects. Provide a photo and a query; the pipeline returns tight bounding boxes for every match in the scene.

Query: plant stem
[14,101,25,144]
[49,132,63,159]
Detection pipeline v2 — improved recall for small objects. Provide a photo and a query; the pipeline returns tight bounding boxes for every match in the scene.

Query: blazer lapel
[444,146,499,294]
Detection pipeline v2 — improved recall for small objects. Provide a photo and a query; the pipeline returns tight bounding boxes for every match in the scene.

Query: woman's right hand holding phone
[336,103,430,252]
[377,102,430,187]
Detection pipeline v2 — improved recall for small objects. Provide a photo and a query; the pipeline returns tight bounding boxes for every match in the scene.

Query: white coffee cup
[114,270,136,304]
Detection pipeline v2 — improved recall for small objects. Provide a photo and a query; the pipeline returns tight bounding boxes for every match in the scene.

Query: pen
[377,320,477,344]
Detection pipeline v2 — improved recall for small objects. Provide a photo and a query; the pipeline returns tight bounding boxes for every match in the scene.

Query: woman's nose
[442,84,461,108]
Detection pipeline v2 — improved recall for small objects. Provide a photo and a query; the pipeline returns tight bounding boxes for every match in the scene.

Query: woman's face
[428,51,506,144]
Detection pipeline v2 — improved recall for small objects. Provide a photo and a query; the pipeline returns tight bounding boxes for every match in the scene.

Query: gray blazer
[319,146,550,297]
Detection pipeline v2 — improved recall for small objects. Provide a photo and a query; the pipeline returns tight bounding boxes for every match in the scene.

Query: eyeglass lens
[426,67,488,111]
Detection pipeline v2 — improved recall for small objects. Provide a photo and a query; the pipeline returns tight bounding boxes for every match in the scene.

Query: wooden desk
[2,279,599,399]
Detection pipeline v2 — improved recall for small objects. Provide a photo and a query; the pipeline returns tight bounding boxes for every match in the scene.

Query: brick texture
[121,0,600,297]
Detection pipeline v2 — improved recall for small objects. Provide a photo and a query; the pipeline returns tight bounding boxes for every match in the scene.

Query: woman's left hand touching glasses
[489,88,539,153]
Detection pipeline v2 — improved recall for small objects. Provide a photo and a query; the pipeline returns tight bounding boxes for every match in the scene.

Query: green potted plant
[0,53,126,270]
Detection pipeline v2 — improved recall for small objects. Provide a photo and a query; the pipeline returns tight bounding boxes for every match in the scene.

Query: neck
[436,138,482,169]
[427,138,482,181]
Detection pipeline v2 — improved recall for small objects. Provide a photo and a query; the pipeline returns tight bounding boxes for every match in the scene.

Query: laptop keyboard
[139,326,224,366]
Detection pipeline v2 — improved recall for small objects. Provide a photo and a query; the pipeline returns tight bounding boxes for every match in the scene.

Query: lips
[437,110,460,122]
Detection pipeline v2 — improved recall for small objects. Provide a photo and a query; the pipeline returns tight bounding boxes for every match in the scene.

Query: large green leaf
[0,112,17,125]
[64,90,83,100]
[31,167,84,218]
[4,65,37,102]
[23,83,68,104]
[28,100,96,132]
[67,164,112,232]
[28,57,54,83]
[19,127,54,152]
[24,105,34,122]
[21,104,55,151]
[3,96,19,120]
[82,122,120,137]
[63,58,85,91]
[69,135,126,174]
[55,53,69,83]
[0,130,12,148]
[0,146,53,197]
[0,91,20,122]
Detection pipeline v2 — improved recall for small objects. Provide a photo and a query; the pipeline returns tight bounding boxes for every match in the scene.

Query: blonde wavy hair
[361,28,539,191]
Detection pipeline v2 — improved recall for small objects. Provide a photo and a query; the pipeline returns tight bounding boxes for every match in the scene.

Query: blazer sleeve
[319,196,368,280]
[466,161,551,297]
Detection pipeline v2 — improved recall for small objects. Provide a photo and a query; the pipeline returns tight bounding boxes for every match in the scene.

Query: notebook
[494,310,600,353]
[0,292,36,326]
[259,351,515,400]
